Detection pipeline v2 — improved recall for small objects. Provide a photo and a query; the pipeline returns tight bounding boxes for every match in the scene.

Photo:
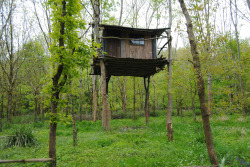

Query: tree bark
[166,0,173,141]
[178,0,219,165]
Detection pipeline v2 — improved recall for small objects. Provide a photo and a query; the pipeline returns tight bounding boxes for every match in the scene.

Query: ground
[0,111,249,167]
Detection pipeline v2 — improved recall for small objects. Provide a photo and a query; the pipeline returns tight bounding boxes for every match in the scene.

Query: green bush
[5,125,37,147]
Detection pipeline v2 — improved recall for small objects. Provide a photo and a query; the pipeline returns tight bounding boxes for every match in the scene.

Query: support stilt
[144,76,150,125]
[100,60,110,131]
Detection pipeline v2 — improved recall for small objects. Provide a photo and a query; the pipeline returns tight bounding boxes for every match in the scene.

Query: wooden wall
[104,32,155,59]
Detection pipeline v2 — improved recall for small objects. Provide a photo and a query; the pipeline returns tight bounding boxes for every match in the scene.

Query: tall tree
[166,0,173,141]
[178,0,219,165]
[48,0,89,165]
[230,0,246,114]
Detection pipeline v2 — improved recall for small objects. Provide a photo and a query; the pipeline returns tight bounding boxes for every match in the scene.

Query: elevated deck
[91,56,168,77]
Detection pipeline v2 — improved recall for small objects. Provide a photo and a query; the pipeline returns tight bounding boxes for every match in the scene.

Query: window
[130,34,145,45]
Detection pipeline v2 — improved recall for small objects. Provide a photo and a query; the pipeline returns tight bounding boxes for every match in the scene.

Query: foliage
[4,125,37,148]
[0,113,249,166]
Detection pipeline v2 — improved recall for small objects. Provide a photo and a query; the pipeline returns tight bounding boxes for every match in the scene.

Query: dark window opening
[130,34,145,45]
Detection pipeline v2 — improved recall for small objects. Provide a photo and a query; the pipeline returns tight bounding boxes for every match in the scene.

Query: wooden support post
[92,75,97,122]
[144,76,150,125]
[100,60,110,131]
[133,77,136,122]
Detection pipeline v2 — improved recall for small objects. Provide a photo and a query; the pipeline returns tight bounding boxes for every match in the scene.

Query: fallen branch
[0,158,54,164]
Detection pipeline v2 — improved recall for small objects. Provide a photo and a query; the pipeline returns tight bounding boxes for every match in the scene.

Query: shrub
[5,125,37,147]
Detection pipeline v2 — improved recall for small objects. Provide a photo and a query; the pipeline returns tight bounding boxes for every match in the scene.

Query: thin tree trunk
[41,96,44,123]
[92,0,101,122]
[119,77,127,116]
[34,91,39,122]
[119,0,123,25]
[71,95,77,146]
[153,81,156,115]
[92,75,97,122]
[144,77,150,125]
[0,94,3,132]
[7,91,12,122]
[192,87,197,121]
[133,77,136,122]
[166,0,173,141]
[230,0,245,115]
[247,0,250,11]
[178,0,219,165]
[207,72,212,115]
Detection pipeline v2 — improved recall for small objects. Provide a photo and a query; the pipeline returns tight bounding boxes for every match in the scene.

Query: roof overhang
[100,24,169,36]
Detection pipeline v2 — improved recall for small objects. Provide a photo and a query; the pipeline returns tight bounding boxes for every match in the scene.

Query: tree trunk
[49,92,59,167]
[92,75,97,122]
[133,77,136,122]
[153,81,156,115]
[144,77,150,125]
[178,0,219,165]
[92,0,101,122]
[119,77,127,116]
[7,91,12,123]
[100,60,110,130]
[230,0,245,115]
[119,0,123,25]
[49,1,67,166]
[34,91,39,122]
[166,0,173,141]
[247,0,250,11]
[0,94,3,132]
[207,72,212,116]
[71,96,77,146]
[41,96,44,123]
[192,87,197,121]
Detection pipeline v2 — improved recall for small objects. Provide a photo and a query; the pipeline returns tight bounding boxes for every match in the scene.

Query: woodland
[0,0,249,167]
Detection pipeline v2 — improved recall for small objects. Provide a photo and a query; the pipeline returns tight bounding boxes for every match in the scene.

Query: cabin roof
[91,56,168,77]
[100,24,169,36]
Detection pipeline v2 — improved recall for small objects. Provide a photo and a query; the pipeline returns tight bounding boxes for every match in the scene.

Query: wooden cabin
[91,25,169,77]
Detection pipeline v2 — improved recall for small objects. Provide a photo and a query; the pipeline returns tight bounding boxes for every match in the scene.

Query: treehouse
[91,24,170,129]
[91,24,169,77]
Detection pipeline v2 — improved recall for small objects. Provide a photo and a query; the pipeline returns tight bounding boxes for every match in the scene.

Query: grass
[0,112,249,167]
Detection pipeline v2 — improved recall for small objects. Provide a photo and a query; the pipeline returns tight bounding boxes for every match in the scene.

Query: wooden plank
[0,158,54,164]
[121,39,127,58]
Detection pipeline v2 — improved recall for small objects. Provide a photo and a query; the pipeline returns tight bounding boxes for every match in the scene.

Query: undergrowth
[0,112,249,167]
